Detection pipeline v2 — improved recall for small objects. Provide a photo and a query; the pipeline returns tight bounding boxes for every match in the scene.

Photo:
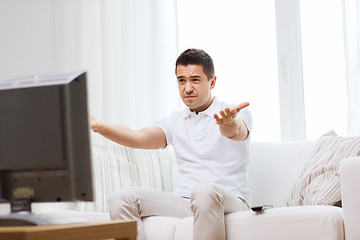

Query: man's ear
[210,76,217,89]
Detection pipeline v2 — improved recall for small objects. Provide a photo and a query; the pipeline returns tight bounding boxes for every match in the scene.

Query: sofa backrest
[83,133,316,212]
[248,141,315,207]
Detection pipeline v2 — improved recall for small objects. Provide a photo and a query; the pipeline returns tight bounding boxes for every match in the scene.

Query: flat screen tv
[0,71,93,217]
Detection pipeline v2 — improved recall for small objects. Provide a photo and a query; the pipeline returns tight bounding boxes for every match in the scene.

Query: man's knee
[109,187,138,205]
[109,187,140,219]
[190,183,222,210]
[191,182,222,199]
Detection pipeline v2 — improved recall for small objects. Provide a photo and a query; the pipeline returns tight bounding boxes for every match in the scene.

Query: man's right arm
[90,115,167,149]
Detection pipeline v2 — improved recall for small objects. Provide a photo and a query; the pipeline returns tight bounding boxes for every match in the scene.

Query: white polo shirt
[156,97,253,203]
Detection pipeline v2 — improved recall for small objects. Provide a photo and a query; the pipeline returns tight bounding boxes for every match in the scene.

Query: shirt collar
[182,97,222,119]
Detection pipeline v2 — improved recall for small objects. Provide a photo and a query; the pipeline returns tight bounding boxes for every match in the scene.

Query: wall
[0,0,55,78]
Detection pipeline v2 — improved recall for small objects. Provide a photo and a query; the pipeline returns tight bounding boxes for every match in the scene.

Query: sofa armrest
[340,157,360,240]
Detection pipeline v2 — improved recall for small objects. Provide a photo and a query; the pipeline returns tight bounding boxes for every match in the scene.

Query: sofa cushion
[226,206,343,240]
[284,130,360,206]
[143,216,180,240]
[170,206,343,240]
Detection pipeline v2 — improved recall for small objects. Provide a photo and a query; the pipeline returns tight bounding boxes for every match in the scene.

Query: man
[91,48,252,240]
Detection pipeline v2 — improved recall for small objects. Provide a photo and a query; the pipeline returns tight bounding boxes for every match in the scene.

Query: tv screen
[0,71,93,206]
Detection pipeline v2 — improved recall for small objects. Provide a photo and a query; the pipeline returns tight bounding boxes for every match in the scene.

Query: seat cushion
[172,206,343,240]
[143,216,180,240]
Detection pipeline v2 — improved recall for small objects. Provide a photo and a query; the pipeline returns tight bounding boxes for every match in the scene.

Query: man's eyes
[177,79,200,83]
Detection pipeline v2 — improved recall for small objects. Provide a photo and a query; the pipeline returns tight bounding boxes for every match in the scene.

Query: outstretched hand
[90,114,101,132]
[214,102,249,126]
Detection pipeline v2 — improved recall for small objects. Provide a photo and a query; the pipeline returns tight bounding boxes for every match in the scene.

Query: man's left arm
[214,102,250,141]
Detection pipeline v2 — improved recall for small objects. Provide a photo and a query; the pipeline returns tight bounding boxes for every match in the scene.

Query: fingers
[235,102,250,112]
[224,108,231,116]
[214,102,249,125]
[223,108,237,119]
[214,113,221,124]
[214,107,236,125]
[90,114,97,127]
[90,114,101,132]
[219,109,229,120]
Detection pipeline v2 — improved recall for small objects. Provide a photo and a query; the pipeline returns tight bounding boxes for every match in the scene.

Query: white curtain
[53,0,180,129]
[342,0,360,136]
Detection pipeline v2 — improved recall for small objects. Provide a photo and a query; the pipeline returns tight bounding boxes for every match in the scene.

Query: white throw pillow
[284,130,360,206]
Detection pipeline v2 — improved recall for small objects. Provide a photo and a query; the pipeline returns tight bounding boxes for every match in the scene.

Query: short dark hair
[175,48,215,80]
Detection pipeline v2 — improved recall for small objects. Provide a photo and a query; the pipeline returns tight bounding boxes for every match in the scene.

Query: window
[177,0,280,141]
[299,0,347,139]
[177,0,347,141]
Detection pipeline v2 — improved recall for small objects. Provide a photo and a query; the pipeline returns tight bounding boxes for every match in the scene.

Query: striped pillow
[77,136,176,212]
[284,130,360,206]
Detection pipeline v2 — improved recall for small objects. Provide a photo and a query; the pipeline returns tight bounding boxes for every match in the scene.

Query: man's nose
[185,82,193,93]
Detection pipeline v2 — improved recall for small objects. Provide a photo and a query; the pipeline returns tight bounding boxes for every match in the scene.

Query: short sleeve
[156,111,177,146]
[239,107,252,135]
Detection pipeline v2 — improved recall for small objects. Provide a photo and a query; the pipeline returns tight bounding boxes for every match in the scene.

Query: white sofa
[1,140,359,240]
[140,141,357,240]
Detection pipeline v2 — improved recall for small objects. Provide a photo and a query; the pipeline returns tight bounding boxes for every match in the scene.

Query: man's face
[176,64,216,113]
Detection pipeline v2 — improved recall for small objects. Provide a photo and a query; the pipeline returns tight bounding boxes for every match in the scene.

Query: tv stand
[0,220,137,240]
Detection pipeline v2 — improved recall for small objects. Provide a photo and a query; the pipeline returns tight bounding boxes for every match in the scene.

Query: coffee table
[0,220,137,240]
